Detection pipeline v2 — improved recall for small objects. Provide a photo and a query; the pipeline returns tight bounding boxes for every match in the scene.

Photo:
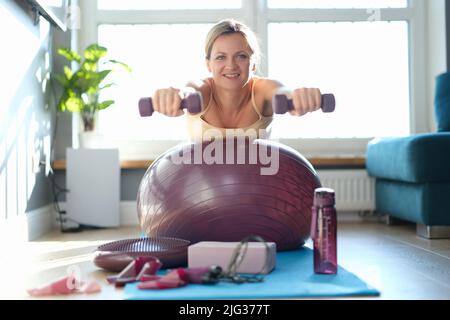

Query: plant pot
[78,131,106,148]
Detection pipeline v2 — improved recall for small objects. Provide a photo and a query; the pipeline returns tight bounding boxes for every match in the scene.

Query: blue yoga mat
[123,248,380,299]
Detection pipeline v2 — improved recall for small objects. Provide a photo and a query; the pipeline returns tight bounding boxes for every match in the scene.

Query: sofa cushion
[435,72,450,132]
[366,133,450,183]
[375,179,450,225]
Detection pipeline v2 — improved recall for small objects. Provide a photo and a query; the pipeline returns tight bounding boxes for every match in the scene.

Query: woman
[152,19,322,140]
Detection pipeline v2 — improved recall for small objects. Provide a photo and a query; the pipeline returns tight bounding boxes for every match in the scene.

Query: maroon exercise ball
[137,138,321,251]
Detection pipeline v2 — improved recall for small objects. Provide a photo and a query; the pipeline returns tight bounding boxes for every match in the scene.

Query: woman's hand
[152,87,185,117]
[290,88,322,116]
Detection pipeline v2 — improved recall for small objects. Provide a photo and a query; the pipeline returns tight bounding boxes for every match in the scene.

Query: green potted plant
[52,44,131,142]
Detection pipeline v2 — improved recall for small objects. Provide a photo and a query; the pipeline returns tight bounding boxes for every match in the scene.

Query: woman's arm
[151,79,210,117]
[185,79,211,114]
[256,78,322,116]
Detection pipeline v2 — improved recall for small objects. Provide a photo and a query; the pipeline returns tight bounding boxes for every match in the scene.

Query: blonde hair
[205,19,261,67]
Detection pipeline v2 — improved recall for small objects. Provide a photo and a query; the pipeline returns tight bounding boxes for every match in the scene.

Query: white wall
[0,0,57,239]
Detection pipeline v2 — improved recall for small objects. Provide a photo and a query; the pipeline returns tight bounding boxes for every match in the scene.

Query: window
[97,0,241,10]
[267,0,407,9]
[79,0,426,158]
[268,21,410,138]
[98,24,212,140]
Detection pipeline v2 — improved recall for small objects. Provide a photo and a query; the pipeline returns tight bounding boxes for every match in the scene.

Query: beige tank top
[186,78,273,142]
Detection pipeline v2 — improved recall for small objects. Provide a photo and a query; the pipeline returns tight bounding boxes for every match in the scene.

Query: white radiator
[316,169,375,212]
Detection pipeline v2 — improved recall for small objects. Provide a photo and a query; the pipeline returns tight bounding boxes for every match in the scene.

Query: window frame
[76,0,427,159]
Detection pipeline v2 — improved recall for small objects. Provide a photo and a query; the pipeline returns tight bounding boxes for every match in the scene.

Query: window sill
[52,157,366,170]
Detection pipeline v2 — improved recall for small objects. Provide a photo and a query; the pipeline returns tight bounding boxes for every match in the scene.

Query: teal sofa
[366,72,450,238]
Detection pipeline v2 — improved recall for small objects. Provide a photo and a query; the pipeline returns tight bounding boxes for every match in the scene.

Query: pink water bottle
[311,187,337,274]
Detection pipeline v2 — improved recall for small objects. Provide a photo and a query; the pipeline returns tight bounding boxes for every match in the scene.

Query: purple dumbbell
[139,92,203,117]
[272,93,335,114]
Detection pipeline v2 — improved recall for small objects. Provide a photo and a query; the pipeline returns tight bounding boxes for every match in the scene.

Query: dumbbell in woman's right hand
[272,93,336,114]
[139,88,203,117]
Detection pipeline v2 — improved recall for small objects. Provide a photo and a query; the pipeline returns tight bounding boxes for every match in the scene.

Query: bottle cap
[313,187,335,207]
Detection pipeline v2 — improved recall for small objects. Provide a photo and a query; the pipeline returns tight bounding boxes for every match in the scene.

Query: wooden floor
[2,221,450,300]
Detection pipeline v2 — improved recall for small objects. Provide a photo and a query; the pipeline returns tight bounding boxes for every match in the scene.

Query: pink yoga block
[188,241,277,274]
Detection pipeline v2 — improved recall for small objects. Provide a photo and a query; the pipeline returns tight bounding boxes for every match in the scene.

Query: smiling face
[206,33,256,90]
